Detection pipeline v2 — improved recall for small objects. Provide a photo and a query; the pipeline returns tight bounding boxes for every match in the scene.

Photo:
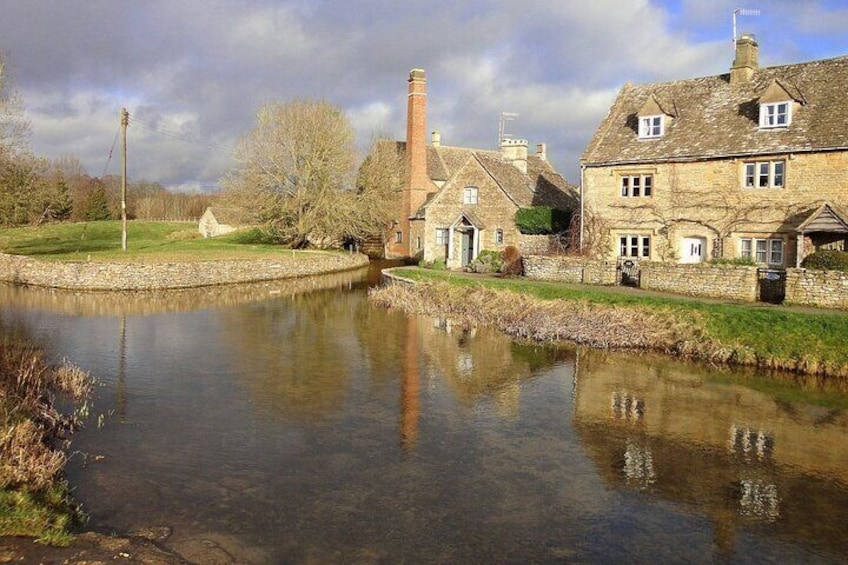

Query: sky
[0,0,846,191]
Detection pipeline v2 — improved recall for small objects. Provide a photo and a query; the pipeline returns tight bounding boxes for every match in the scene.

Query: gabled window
[620,174,653,198]
[759,102,791,128]
[743,160,785,188]
[463,186,478,205]
[638,115,663,139]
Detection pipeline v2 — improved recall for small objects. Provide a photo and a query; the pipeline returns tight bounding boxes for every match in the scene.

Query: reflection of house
[386,69,576,267]
[572,349,848,557]
[198,207,242,238]
[581,36,848,267]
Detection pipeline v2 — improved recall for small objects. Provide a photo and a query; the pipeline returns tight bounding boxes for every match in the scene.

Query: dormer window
[759,101,791,128]
[639,115,664,139]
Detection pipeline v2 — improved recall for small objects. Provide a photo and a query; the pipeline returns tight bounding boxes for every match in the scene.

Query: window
[743,160,785,188]
[395,231,403,244]
[435,228,448,246]
[740,238,784,266]
[619,235,650,258]
[638,115,663,138]
[416,237,422,250]
[495,229,504,245]
[760,102,791,128]
[620,174,653,198]
[463,186,478,205]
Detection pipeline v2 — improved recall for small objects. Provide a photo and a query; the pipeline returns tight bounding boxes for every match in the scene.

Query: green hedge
[801,250,848,271]
[515,207,572,235]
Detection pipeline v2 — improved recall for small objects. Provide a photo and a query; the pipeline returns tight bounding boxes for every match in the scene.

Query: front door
[460,231,474,267]
[681,237,706,263]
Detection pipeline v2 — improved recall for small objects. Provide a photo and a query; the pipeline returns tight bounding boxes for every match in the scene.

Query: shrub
[802,250,848,271]
[467,250,503,273]
[501,246,523,277]
[708,257,756,266]
[418,258,447,270]
[515,207,572,235]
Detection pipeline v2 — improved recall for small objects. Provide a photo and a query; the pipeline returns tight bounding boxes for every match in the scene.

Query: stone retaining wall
[785,269,848,309]
[640,262,758,302]
[523,255,618,285]
[0,252,369,291]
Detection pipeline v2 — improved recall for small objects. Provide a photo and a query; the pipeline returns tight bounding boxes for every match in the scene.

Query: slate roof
[396,142,576,214]
[582,54,848,166]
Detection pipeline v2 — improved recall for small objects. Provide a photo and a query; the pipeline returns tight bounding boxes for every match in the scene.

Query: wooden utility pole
[121,108,129,251]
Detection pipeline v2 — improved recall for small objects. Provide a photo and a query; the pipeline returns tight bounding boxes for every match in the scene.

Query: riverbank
[372,269,848,378]
[0,250,369,290]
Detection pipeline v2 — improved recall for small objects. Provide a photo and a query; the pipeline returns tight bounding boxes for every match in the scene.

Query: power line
[128,114,232,152]
[101,124,121,177]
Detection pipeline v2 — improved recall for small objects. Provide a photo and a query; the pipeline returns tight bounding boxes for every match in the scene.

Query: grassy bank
[0,335,92,544]
[375,269,848,377]
[0,221,311,262]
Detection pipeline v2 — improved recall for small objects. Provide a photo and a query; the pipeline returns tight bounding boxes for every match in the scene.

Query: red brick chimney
[406,72,428,208]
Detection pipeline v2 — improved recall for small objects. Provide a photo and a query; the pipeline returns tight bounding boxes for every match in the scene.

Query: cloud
[1,0,844,188]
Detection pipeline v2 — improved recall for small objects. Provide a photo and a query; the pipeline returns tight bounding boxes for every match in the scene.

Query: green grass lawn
[394,267,848,370]
[0,221,314,262]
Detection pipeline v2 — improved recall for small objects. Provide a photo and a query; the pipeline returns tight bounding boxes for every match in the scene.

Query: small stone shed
[198,207,241,238]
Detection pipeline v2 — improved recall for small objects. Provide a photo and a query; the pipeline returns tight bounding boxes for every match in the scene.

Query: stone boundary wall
[518,235,560,255]
[639,262,758,301]
[523,255,618,286]
[785,268,848,309]
[0,252,369,291]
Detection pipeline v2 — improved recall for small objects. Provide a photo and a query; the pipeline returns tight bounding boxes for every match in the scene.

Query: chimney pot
[536,142,547,161]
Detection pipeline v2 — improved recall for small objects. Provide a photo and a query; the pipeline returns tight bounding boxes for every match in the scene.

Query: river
[0,265,846,563]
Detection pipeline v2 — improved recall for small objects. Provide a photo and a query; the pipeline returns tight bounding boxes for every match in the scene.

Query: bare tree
[353,135,403,242]
[221,99,358,248]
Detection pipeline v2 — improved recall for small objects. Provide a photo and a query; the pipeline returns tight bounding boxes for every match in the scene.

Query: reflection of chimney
[730,34,758,84]
[431,130,441,147]
[400,317,420,453]
[500,138,528,174]
[536,142,547,162]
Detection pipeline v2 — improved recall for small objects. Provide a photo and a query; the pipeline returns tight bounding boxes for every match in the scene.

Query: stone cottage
[386,69,576,268]
[581,35,848,268]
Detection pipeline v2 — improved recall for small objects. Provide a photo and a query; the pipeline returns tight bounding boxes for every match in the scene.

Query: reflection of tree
[219,288,365,422]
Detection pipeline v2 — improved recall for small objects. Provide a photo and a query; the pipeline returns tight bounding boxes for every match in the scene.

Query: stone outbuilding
[198,207,242,238]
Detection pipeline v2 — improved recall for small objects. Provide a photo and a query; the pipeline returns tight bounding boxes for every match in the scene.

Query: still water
[1,266,847,563]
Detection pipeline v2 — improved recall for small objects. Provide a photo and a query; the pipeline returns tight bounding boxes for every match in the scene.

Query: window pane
[643,176,652,197]
[741,239,752,259]
[744,163,755,187]
[758,163,770,187]
[630,236,638,257]
[621,177,629,197]
[755,239,767,263]
[641,236,650,258]
[777,103,788,125]
[620,236,627,256]
[770,239,783,265]
[773,161,784,187]
[633,177,641,197]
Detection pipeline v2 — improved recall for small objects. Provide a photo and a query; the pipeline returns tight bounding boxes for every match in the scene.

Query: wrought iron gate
[757,268,786,304]
[617,259,641,287]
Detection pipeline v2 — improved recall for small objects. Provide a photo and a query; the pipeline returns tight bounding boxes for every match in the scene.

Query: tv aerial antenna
[498,111,519,146]
[733,7,760,46]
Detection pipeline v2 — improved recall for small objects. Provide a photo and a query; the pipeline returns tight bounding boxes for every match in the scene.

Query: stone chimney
[731,34,759,84]
[501,138,528,174]
[431,131,441,147]
[536,142,547,162]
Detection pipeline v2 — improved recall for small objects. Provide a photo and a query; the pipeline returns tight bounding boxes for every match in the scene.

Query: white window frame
[435,228,448,246]
[759,102,791,128]
[739,237,784,266]
[619,234,651,259]
[495,228,504,245]
[743,160,785,188]
[638,115,663,139]
[620,174,653,198]
[463,186,478,205]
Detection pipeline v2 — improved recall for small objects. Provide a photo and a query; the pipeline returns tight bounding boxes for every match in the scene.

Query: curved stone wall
[0,251,369,291]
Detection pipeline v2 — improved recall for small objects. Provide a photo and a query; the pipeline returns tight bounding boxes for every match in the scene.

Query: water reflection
[573,349,848,559]
[0,277,847,563]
